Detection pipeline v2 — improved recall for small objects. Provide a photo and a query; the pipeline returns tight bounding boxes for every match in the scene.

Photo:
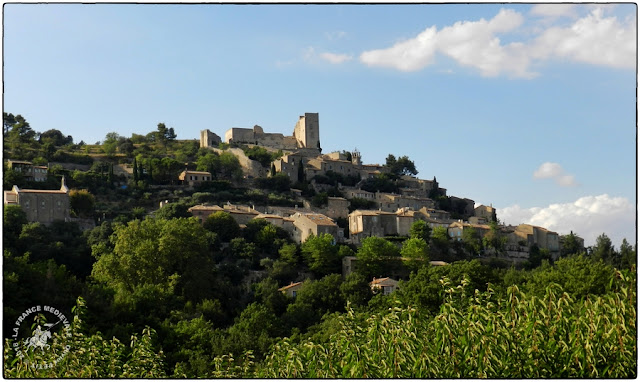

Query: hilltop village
[4,112,578,276]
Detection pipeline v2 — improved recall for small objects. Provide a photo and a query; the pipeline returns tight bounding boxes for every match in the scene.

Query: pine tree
[133,158,139,182]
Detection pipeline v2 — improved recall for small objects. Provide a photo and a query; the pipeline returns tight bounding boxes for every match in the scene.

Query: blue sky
[4,3,636,246]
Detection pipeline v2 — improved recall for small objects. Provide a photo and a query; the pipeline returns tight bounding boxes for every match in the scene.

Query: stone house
[188,204,225,223]
[278,281,304,298]
[449,196,476,217]
[399,175,444,196]
[7,160,48,182]
[253,213,295,233]
[4,177,70,224]
[348,209,414,244]
[343,188,376,201]
[273,153,304,182]
[302,196,349,220]
[510,224,561,257]
[304,156,359,181]
[349,210,397,243]
[474,204,497,222]
[447,221,491,242]
[370,277,400,295]
[375,192,435,212]
[179,170,212,187]
[289,212,342,243]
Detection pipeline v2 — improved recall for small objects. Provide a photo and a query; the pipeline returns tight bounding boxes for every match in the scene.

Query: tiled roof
[278,281,303,291]
[301,213,337,226]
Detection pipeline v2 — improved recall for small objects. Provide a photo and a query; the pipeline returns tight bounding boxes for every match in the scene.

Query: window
[25,201,30,209]
[41,201,46,208]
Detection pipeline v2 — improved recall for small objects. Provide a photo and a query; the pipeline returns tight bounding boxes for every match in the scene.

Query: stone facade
[220,112,320,153]
[303,197,349,220]
[511,224,561,256]
[348,209,413,244]
[179,170,212,186]
[293,113,320,150]
[447,221,492,241]
[289,211,341,243]
[4,177,70,224]
[273,153,304,183]
[7,160,48,182]
[474,204,497,222]
[200,129,222,148]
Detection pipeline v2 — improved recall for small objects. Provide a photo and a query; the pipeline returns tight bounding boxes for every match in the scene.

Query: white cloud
[359,7,635,78]
[530,4,577,19]
[320,52,353,64]
[497,194,635,247]
[302,46,353,65]
[533,162,578,187]
[360,26,439,72]
[360,9,534,78]
[531,8,636,69]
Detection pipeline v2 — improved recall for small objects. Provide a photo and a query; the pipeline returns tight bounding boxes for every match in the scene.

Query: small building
[349,209,398,243]
[278,281,304,298]
[512,224,561,257]
[6,160,48,182]
[447,221,491,241]
[370,277,399,295]
[188,204,225,223]
[179,170,212,187]
[4,177,70,224]
[474,204,497,222]
[290,212,341,243]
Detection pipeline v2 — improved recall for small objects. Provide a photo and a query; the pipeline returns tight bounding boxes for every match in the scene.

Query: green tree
[278,243,299,265]
[154,202,192,220]
[560,231,584,257]
[356,236,400,279]
[461,227,482,257]
[619,238,636,269]
[482,221,506,254]
[300,233,341,276]
[385,154,418,177]
[430,226,451,260]
[592,233,617,265]
[401,237,430,271]
[91,217,218,308]
[69,189,95,218]
[409,220,431,242]
[3,205,28,251]
[340,272,373,307]
[203,211,241,242]
[219,152,243,180]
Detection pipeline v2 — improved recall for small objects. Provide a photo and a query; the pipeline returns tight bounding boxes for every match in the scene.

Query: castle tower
[351,149,362,166]
[293,113,319,149]
[200,129,222,148]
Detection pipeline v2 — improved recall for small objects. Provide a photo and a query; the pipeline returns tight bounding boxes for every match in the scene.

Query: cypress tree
[133,158,139,182]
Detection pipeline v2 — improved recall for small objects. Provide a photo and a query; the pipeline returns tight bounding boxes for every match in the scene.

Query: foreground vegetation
[4,263,636,378]
[3,113,637,378]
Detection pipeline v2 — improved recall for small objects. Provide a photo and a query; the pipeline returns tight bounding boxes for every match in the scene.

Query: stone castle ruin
[200,113,320,154]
